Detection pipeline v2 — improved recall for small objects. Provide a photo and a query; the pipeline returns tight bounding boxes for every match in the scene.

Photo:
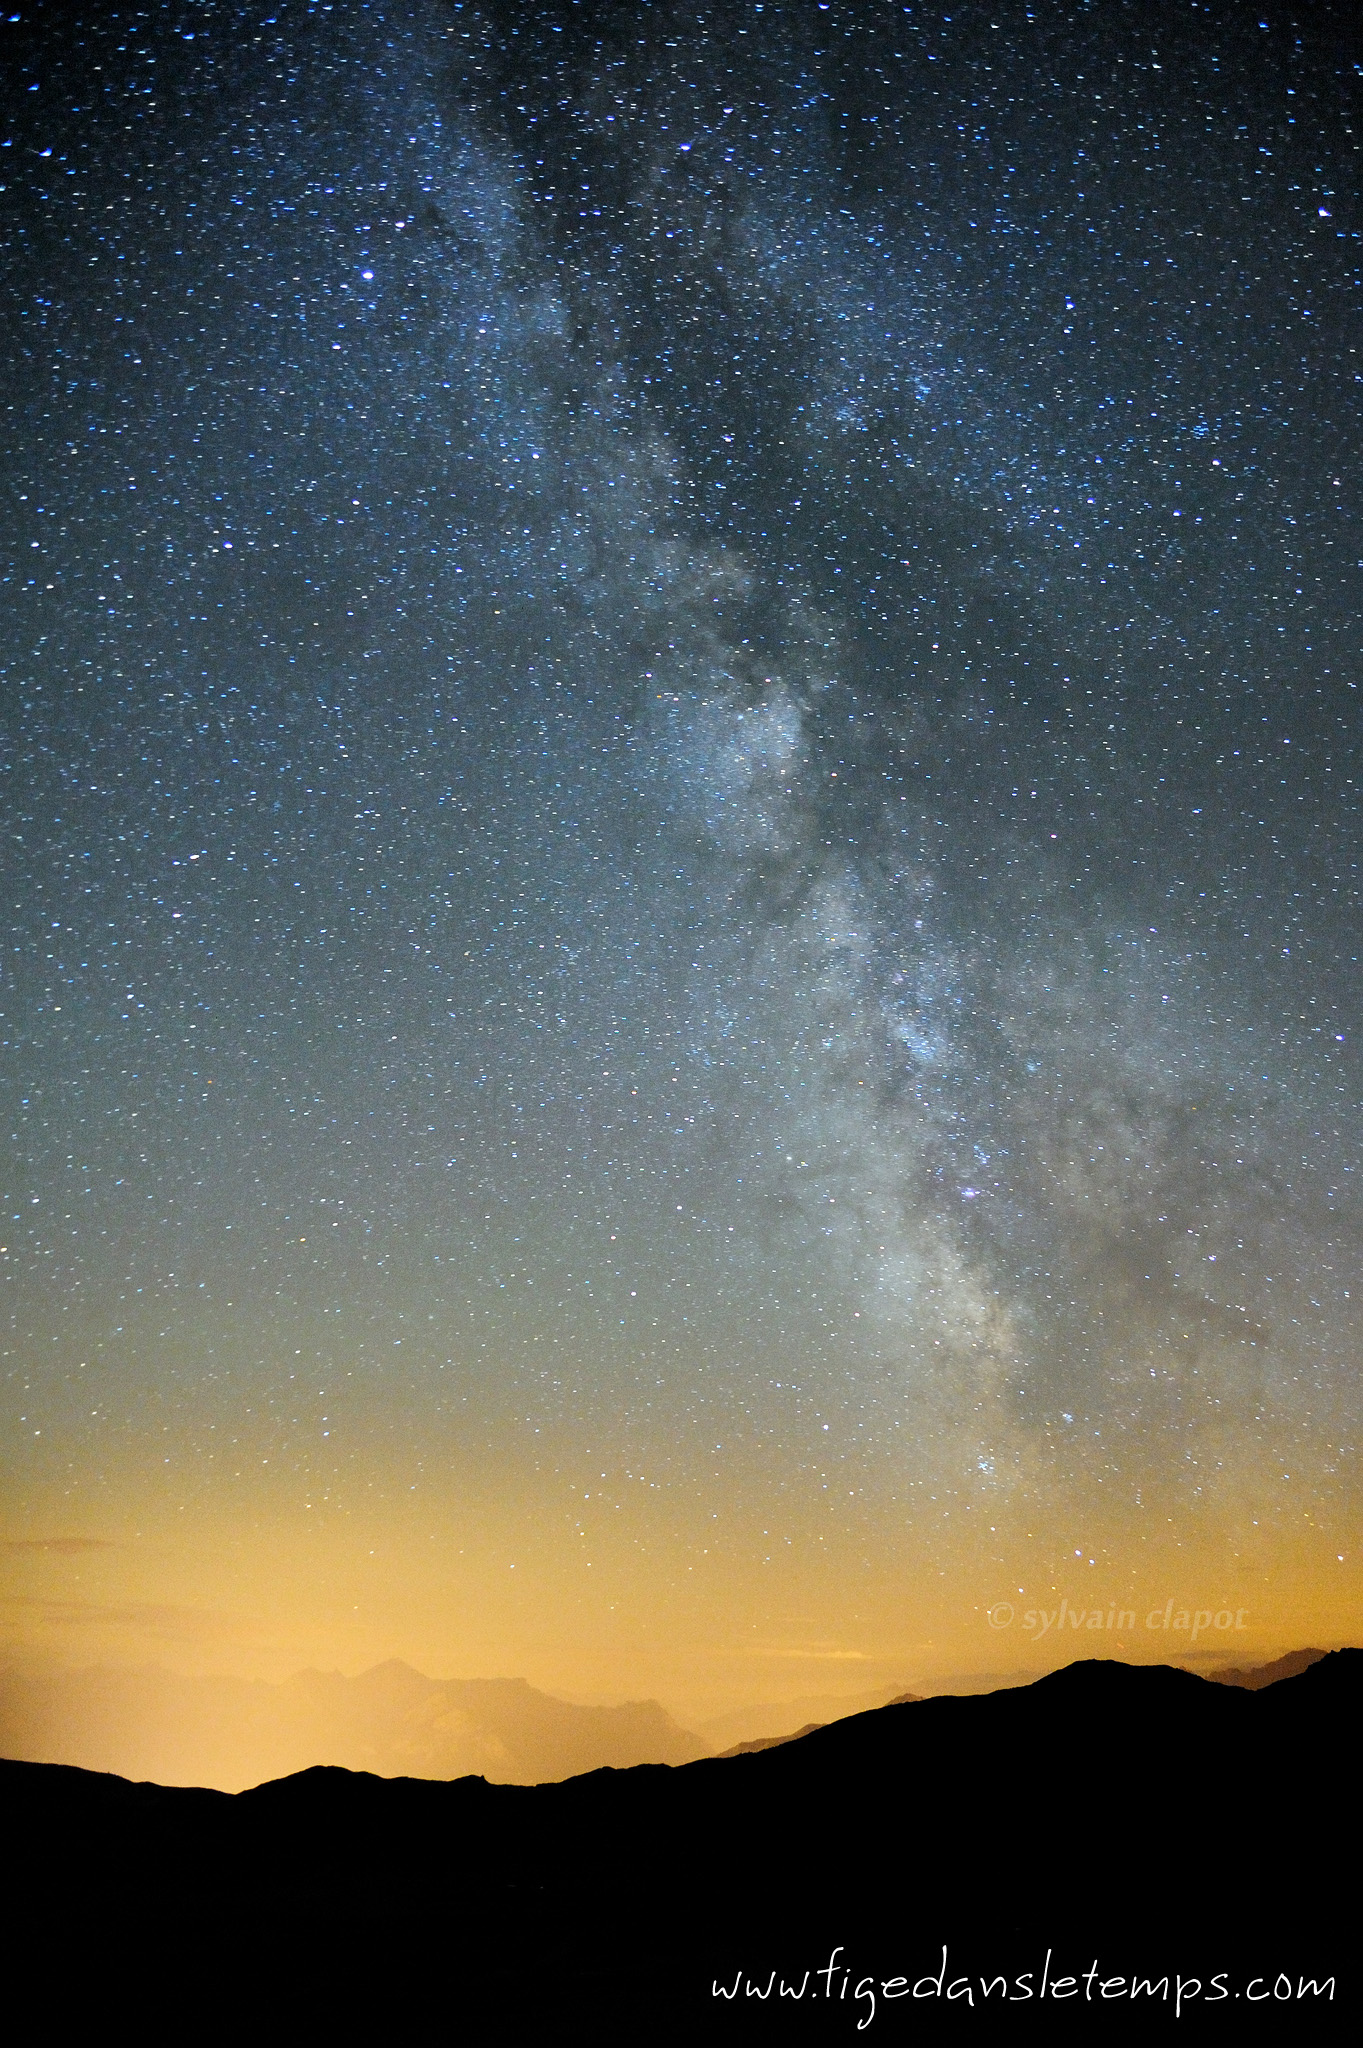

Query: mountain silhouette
[716,1689,922,1755]
[697,1678,918,1750]
[6,1654,1355,2042]
[715,1718,828,1756]
[1207,1645,1329,1689]
[0,1656,706,1789]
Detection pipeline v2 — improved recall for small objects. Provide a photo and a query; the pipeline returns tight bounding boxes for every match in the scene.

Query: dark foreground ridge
[6,1655,1357,2041]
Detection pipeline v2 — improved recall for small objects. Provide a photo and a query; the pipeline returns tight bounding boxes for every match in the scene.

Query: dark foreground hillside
[6,1656,1356,2042]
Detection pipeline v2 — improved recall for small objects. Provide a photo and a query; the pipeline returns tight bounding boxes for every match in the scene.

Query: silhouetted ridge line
[6,1655,1357,2038]
[1207,1645,1330,1688]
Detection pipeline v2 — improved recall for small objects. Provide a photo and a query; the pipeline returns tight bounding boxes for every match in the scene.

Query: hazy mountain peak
[0,1658,706,1791]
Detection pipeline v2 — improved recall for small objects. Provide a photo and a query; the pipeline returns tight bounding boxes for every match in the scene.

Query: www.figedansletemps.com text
[711,1948,1337,2025]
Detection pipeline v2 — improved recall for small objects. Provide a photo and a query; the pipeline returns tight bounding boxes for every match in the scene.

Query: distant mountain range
[0,1649,1335,1790]
[6,1652,1356,2040]
[0,1656,707,1789]
[1207,1645,1328,1688]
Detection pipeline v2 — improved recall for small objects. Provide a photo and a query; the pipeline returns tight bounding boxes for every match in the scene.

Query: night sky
[2,0,1358,1720]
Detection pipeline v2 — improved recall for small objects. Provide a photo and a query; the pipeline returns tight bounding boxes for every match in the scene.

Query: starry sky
[2,0,1359,1721]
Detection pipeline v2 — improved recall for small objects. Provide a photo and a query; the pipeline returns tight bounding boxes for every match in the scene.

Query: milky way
[2,1,1358,1698]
